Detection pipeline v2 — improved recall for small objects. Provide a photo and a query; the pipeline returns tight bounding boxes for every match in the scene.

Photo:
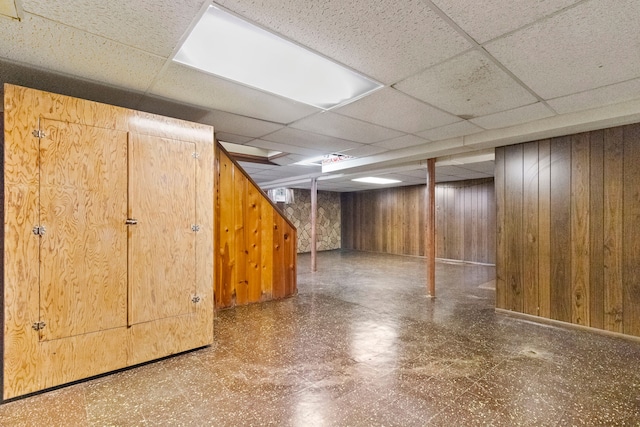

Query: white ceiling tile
[485,0,640,99]
[215,132,253,144]
[470,102,555,129]
[215,0,471,84]
[395,50,537,117]
[417,121,483,141]
[342,145,388,158]
[21,0,203,57]
[270,154,315,166]
[199,110,284,138]
[237,162,278,171]
[431,0,581,43]
[334,88,460,133]
[290,112,404,144]
[150,63,319,124]
[249,139,327,156]
[547,78,640,114]
[0,13,165,92]
[373,135,430,150]
[262,127,363,152]
[0,58,144,111]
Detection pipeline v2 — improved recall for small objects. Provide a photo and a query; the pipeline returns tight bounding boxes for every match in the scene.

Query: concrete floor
[1,250,640,426]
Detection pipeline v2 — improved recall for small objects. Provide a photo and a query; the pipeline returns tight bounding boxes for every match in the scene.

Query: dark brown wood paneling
[523,142,539,316]
[550,136,572,322]
[622,124,640,337]
[538,140,551,319]
[496,122,640,339]
[570,133,590,326]
[603,127,624,332]
[495,146,506,309]
[589,130,604,330]
[505,144,524,312]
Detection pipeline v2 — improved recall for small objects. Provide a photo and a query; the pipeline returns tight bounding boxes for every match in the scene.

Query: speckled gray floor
[2,250,639,426]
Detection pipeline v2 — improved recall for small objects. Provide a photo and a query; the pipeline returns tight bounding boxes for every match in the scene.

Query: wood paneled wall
[341,179,495,263]
[215,147,296,309]
[436,179,496,264]
[495,123,640,338]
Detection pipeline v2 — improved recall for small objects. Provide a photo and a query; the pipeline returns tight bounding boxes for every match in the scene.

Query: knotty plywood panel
[504,144,524,312]
[603,127,624,332]
[589,130,604,330]
[622,124,640,337]
[246,183,263,303]
[128,133,196,325]
[550,137,572,322]
[495,147,506,309]
[570,134,590,326]
[217,151,235,309]
[272,214,286,299]
[261,197,274,300]
[522,142,539,316]
[39,119,128,340]
[537,140,552,319]
[234,168,248,306]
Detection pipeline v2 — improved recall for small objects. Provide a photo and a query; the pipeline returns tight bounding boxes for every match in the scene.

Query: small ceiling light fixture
[352,177,401,185]
[174,5,382,110]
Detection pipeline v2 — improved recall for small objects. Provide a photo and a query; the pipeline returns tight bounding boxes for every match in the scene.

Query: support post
[311,177,318,272]
[426,158,436,297]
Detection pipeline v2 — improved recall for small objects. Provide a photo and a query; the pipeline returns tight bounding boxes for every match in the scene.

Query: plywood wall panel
[537,140,551,319]
[3,84,214,399]
[570,134,590,326]
[495,147,506,309]
[622,124,640,337]
[522,142,539,316]
[214,146,296,309]
[496,122,640,339]
[603,127,624,333]
[589,131,605,330]
[549,137,572,323]
[504,144,524,313]
[341,179,495,263]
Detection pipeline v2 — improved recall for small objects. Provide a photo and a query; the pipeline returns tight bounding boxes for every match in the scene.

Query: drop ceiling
[1,0,639,191]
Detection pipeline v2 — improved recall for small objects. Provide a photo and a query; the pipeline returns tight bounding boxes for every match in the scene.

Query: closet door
[38,119,128,341]
[128,133,197,325]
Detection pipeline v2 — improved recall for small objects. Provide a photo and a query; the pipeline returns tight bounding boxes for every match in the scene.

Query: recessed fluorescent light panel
[352,177,401,185]
[174,5,382,109]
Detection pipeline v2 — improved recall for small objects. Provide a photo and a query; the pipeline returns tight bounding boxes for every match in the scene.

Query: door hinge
[32,321,46,331]
[32,225,46,236]
[192,152,200,159]
[191,295,201,304]
[191,224,200,232]
[32,129,46,138]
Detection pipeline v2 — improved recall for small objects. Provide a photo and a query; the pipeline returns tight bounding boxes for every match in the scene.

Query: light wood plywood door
[128,133,197,325]
[38,119,128,341]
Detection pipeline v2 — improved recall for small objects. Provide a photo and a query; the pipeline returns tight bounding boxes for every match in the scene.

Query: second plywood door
[128,133,197,325]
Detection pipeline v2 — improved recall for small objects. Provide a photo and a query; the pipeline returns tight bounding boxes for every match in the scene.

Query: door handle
[125,218,138,225]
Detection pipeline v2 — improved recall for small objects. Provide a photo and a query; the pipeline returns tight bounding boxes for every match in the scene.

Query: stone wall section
[283,189,341,253]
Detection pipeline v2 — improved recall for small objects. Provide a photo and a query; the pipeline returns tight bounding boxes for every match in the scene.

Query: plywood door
[128,133,197,325]
[39,119,128,341]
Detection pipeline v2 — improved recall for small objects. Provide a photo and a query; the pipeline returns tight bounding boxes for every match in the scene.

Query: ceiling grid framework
[0,0,639,190]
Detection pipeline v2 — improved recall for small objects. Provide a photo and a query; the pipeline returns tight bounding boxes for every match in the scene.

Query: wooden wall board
[588,130,604,330]
[549,136,572,322]
[3,84,214,399]
[603,127,624,332]
[570,134,590,326]
[622,124,640,337]
[495,147,506,309]
[495,123,640,339]
[504,144,524,312]
[522,142,539,316]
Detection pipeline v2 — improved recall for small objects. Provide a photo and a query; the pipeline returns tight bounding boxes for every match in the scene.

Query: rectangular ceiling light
[352,177,401,185]
[174,5,382,110]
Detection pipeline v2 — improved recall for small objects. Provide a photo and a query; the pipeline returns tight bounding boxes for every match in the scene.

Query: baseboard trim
[495,308,640,343]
